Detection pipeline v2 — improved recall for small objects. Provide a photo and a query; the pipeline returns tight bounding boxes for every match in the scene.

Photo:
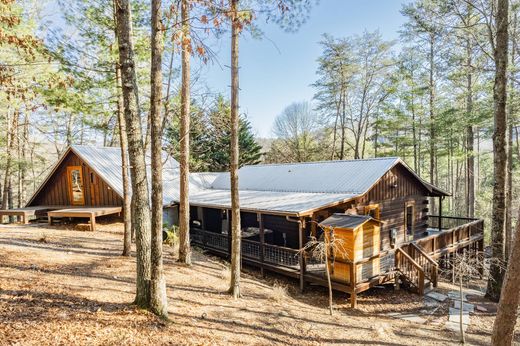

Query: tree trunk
[466,33,475,219]
[149,0,168,317]
[429,34,436,187]
[229,0,241,299]
[178,0,192,265]
[114,0,152,308]
[491,208,520,346]
[487,0,509,302]
[2,110,17,213]
[112,0,132,257]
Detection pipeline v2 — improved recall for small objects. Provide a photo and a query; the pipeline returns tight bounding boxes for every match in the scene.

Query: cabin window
[364,204,380,219]
[404,201,415,240]
[67,166,85,205]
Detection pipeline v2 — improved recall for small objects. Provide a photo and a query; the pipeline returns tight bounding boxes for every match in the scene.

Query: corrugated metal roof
[210,157,400,194]
[72,145,181,206]
[319,214,374,229]
[189,189,357,215]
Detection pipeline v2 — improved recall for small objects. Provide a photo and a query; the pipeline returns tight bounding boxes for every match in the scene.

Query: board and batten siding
[29,151,123,207]
[356,164,430,250]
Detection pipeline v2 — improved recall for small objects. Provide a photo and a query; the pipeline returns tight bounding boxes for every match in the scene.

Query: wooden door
[67,166,85,205]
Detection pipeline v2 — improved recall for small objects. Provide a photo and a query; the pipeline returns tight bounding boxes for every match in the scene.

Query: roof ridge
[242,156,399,169]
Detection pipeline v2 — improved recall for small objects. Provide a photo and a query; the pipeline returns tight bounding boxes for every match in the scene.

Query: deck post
[298,219,305,293]
[90,213,96,232]
[350,262,357,308]
[258,213,265,277]
[438,197,443,231]
[226,209,231,260]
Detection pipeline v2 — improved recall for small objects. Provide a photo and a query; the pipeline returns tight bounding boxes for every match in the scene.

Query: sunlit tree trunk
[114,0,152,308]
[229,0,241,299]
[178,0,192,264]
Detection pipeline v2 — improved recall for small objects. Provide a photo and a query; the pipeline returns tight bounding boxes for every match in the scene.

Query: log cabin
[0,145,180,230]
[1,146,484,306]
[177,158,484,307]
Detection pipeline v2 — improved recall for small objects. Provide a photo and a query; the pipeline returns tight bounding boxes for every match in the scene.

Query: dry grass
[0,222,515,345]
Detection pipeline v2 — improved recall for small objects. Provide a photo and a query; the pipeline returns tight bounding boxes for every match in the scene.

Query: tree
[491,208,520,345]
[178,0,192,265]
[114,0,152,308]
[149,0,168,317]
[270,101,321,162]
[487,0,509,301]
[229,0,241,299]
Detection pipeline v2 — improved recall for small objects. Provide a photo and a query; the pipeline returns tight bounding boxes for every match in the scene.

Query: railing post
[258,213,265,277]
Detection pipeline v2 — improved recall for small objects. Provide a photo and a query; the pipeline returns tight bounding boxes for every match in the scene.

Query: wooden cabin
[0,145,180,230]
[180,158,484,307]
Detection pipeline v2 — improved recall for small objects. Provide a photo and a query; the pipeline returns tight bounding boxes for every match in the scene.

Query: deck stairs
[395,243,438,295]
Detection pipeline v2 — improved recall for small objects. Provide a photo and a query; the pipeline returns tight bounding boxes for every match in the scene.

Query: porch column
[226,209,231,260]
[298,219,306,292]
[258,213,265,277]
[438,196,443,231]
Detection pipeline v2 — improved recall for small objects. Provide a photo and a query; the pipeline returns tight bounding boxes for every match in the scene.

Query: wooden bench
[48,207,122,231]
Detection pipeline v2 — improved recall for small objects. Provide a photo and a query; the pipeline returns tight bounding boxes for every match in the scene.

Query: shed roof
[319,214,375,229]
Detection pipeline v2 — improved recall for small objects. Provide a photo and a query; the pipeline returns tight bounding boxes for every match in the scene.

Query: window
[364,204,380,219]
[67,166,85,205]
[404,201,415,240]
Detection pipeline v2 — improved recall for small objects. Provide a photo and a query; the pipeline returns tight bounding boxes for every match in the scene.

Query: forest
[0,0,519,344]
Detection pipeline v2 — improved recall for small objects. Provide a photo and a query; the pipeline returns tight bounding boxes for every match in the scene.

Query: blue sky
[197,0,408,138]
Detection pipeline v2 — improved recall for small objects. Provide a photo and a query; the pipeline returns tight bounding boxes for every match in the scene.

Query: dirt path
[0,223,507,345]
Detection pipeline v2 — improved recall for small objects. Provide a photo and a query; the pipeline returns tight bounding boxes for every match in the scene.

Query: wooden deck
[0,206,65,224]
[48,207,122,231]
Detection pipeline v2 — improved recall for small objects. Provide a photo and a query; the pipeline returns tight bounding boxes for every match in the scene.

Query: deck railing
[395,247,425,294]
[191,228,300,269]
[418,216,484,257]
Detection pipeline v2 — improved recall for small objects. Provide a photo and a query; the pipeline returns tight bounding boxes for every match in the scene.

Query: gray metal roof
[71,145,181,206]
[211,157,400,194]
[319,214,375,229]
[27,145,444,215]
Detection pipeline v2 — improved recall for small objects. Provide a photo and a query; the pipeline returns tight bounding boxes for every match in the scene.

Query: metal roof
[27,145,447,215]
[319,214,375,229]
[188,189,357,215]
[211,157,400,194]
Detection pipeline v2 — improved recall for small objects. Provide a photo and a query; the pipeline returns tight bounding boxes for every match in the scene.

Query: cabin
[1,146,484,306]
[0,145,180,230]
[173,158,484,307]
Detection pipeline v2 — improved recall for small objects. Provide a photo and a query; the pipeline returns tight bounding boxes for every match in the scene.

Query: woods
[0,0,519,343]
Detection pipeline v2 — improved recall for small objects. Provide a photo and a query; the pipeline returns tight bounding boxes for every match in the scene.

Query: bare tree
[178,0,191,265]
[114,0,152,308]
[229,0,241,299]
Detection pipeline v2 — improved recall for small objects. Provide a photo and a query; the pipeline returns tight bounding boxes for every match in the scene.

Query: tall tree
[487,0,509,301]
[149,0,168,316]
[114,0,152,308]
[178,0,192,265]
[229,0,241,299]
[491,209,520,345]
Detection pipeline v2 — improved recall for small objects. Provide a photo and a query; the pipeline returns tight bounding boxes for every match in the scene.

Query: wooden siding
[29,151,123,207]
[356,164,430,250]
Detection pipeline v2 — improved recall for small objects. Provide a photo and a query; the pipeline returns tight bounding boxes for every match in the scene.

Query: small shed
[319,214,381,285]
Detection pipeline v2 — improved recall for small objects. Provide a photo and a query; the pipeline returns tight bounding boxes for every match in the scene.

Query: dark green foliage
[166,95,262,172]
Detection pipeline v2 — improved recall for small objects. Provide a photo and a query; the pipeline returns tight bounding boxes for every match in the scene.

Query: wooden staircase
[395,243,438,295]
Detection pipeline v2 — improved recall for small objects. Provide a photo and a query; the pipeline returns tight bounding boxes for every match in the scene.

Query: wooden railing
[418,216,485,256]
[191,228,300,269]
[406,243,438,288]
[395,247,425,294]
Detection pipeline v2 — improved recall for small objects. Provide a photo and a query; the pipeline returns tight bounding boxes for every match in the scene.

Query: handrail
[410,243,438,288]
[395,247,425,294]
[410,243,437,266]
[427,214,479,221]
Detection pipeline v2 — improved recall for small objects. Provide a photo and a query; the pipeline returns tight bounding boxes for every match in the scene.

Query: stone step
[449,307,470,325]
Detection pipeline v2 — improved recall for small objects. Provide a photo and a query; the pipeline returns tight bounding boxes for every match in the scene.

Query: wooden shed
[320,214,381,302]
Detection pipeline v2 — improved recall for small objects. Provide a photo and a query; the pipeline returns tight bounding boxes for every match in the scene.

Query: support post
[90,213,96,232]
[438,197,443,231]
[298,220,305,292]
[350,262,357,308]
[226,209,231,260]
[258,213,265,277]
